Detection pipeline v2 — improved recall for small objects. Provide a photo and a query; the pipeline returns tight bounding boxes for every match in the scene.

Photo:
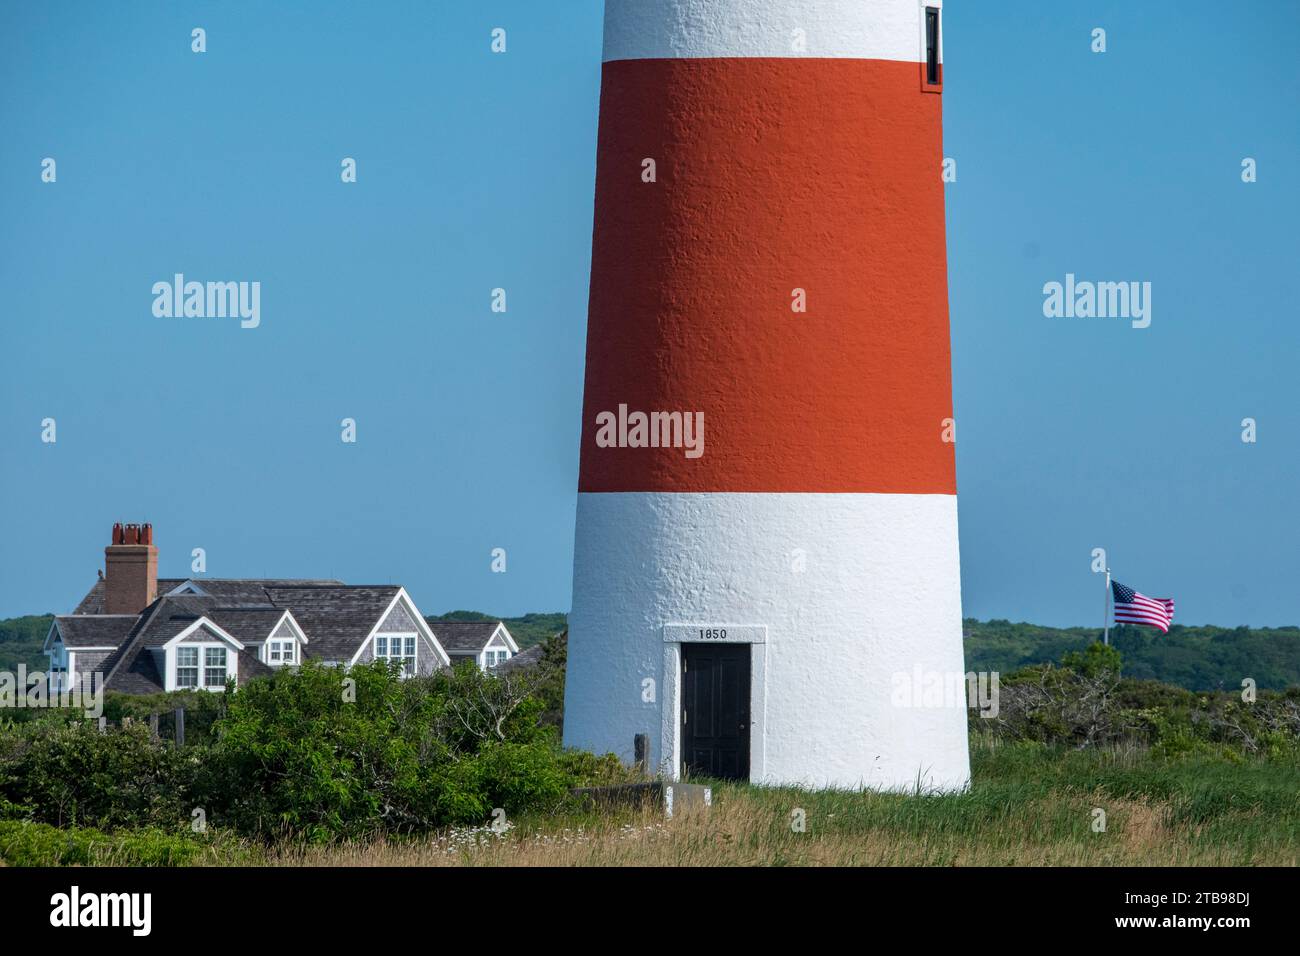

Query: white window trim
[173,642,234,691]
[176,646,201,689]
[162,618,244,693]
[480,647,511,670]
[268,640,298,664]
[374,632,419,675]
[345,588,451,671]
[489,622,520,654]
[261,610,308,666]
[203,646,230,687]
[478,623,520,671]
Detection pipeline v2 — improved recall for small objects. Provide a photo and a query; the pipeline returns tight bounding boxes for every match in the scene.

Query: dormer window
[204,647,228,687]
[177,647,199,687]
[269,640,297,664]
[375,634,417,675]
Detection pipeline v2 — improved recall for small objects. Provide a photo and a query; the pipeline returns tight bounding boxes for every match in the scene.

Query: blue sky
[1,1,1296,627]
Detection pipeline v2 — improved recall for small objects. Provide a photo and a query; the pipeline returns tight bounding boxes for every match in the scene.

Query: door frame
[662,624,767,783]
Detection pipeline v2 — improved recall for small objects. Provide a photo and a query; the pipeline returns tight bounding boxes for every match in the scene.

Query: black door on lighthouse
[681,643,751,780]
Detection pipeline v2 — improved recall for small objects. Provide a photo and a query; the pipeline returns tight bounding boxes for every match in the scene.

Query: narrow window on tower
[923,5,943,92]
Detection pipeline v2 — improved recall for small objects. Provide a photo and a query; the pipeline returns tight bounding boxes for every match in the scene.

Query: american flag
[1111,580,1175,633]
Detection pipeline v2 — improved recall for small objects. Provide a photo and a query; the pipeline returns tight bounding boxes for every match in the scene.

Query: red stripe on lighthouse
[579,57,955,495]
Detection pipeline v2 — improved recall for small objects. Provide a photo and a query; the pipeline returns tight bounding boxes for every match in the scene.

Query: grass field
[5,737,1296,866]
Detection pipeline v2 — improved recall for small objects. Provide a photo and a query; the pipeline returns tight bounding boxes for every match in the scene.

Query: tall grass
[266,739,1300,867]
[5,738,1296,866]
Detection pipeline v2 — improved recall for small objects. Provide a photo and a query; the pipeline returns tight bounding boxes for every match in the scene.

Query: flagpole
[1103,567,1111,646]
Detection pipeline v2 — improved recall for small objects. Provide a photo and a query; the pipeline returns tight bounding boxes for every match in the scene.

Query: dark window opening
[925,8,940,86]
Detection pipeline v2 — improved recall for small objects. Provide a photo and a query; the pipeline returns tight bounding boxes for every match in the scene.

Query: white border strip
[603,0,939,64]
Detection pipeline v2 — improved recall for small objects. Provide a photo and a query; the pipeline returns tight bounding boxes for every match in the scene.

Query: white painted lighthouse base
[563,492,971,792]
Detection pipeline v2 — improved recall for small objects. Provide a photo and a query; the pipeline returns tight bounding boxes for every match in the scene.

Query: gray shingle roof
[74,577,422,692]
[98,599,171,695]
[103,642,166,695]
[98,595,281,695]
[430,620,504,652]
[193,580,344,603]
[75,579,186,614]
[261,585,401,661]
[496,644,544,673]
[238,650,274,681]
[74,578,344,615]
[52,615,138,648]
[205,607,289,646]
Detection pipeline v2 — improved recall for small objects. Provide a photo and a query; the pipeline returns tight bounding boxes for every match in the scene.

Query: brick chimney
[104,522,158,614]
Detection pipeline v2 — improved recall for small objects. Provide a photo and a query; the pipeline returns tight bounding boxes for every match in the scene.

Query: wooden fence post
[149,713,160,739]
[174,707,185,748]
[97,715,106,733]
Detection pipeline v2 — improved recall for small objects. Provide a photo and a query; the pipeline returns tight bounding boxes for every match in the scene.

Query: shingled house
[429,620,519,671]
[42,522,525,695]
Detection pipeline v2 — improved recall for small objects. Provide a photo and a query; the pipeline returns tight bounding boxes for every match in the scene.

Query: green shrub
[103,690,228,747]
[0,819,203,867]
[0,659,618,841]
[192,659,622,840]
[988,643,1300,757]
[556,747,632,785]
[1061,641,1123,678]
[472,740,575,813]
[0,720,193,829]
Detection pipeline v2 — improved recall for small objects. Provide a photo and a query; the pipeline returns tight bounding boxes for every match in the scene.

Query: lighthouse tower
[563,0,969,791]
